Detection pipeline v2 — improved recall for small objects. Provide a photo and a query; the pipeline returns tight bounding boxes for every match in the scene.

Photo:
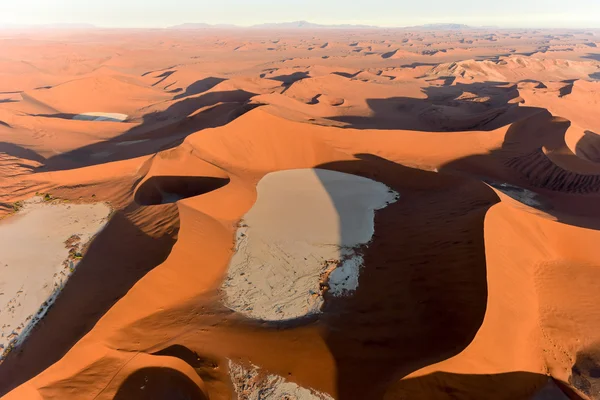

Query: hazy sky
[3,0,600,28]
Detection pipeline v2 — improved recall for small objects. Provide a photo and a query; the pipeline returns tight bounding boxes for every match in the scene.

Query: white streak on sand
[222,168,399,321]
[115,139,149,146]
[73,112,128,122]
[228,360,334,400]
[485,181,544,208]
[0,197,111,357]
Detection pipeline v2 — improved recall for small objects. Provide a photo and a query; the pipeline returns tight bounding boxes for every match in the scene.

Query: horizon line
[0,20,598,31]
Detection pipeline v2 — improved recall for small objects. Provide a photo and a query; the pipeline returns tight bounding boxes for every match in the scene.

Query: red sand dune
[1,27,600,400]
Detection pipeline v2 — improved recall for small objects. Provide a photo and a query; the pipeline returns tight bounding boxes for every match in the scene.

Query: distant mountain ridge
[168,23,238,29]
[0,21,487,31]
[413,23,473,30]
[167,21,489,30]
[168,20,379,30]
[251,20,378,29]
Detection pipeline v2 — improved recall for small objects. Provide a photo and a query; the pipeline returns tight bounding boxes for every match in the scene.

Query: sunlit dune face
[222,168,399,321]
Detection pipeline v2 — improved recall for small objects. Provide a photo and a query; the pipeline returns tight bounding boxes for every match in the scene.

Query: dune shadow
[37,89,259,172]
[135,176,230,205]
[427,76,456,86]
[0,210,178,396]
[268,71,310,85]
[590,72,600,81]
[560,82,575,97]
[0,121,10,128]
[0,99,18,104]
[386,371,581,399]
[173,77,227,100]
[153,345,222,385]
[439,111,600,229]
[0,142,45,163]
[152,70,177,87]
[519,79,548,89]
[314,154,499,399]
[326,81,542,131]
[331,71,361,79]
[381,50,399,59]
[153,345,216,369]
[114,367,207,400]
[400,62,440,68]
[27,113,77,120]
[583,54,600,62]
[575,130,600,162]
[501,117,600,195]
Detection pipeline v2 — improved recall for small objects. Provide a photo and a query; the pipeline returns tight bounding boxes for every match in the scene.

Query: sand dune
[1,27,600,400]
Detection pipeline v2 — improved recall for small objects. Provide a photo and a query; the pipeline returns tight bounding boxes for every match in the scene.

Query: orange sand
[1,27,600,400]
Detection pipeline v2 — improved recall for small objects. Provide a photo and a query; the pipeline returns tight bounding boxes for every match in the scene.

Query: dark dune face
[135,176,230,205]
[114,368,207,400]
[570,348,600,400]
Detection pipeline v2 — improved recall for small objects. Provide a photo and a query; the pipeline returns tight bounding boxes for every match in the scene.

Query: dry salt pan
[228,360,334,400]
[73,112,128,122]
[484,180,545,209]
[222,168,399,321]
[0,197,110,357]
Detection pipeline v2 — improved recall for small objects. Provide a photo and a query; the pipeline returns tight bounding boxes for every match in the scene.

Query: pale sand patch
[228,360,334,400]
[115,139,149,146]
[0,197,111,357]
[484,180,545,209]
[222,168,399,321]
[72,112,128,122]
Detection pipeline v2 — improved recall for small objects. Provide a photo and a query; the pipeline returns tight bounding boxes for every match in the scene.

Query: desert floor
[1,27,600,399]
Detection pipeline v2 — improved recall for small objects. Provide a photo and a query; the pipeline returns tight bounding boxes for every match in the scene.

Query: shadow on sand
[114,367,207,400]
[173,77,227,100]
[135,176,230,206]
[327,81,544,131]
[0,142,45,163]
[583,54,600,62]
[312,154,499,399]
[35,89,258,172]
[440,110,600,229]
[386,371,582,399]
